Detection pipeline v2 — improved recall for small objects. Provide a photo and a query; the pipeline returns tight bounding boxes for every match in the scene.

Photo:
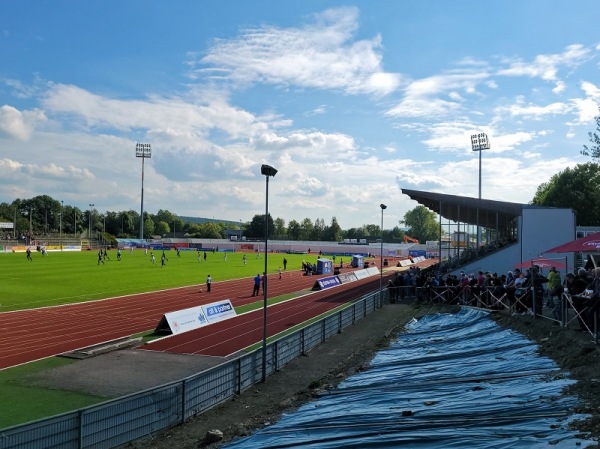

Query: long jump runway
[0,269,387,370]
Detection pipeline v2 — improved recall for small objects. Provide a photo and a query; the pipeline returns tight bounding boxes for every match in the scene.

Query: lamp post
[88,204,94,239]
[74,210,77,236]
[239,219,242,241]
[260,164,278,383]
[380,204,387,306]
[136,143,152,239]
[470,133,490,252]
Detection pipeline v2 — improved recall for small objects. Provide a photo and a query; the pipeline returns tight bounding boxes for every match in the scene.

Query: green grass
[0,358,107,429]
[0,248,347,428]
[0,249,316,311]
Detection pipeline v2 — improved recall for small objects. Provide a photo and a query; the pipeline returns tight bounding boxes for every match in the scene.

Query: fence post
[181,380,186,424]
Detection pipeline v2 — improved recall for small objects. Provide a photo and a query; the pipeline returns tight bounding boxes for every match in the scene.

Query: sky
[1,1,599,230]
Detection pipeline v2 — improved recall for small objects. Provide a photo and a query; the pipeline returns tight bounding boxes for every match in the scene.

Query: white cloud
[569,81,600,125]
[499,101,571,120]
[386,71,489,118]
[192,7,401,96]
[552,81,566,94]
[497,44,591,81]
[0,105,46,140]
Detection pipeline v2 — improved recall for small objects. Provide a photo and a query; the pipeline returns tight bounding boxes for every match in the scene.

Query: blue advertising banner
[317,276,341,290]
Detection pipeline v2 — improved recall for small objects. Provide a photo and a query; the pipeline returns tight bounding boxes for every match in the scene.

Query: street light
[89,204,94,239]
[260,163,278,383]
[380,204,387,306]
[136,143,152,240]
[470,133,490,252]
[239,219,242,241]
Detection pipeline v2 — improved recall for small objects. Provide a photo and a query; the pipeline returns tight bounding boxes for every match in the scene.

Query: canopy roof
[543,232,600,253]
[401,188,525,228]
[514,258,566,270]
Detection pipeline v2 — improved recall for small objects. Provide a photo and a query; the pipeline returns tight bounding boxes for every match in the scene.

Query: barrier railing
[0,290,385,449]
[390,285,599,343]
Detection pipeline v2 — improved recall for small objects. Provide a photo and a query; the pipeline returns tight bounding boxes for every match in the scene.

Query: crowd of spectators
[389,262,600,336]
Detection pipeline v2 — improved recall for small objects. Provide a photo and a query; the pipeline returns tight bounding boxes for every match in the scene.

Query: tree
[246,214,275,239]
[581,113,600,159]
[400,205,439,243]
[531,162,600,226]
[155,221,170,237]
[287,220,301,240]
[323,217,343,242]
[197,222,224,239]
[311,218,325,241]
[299,218,314,240]
[273,217,286,239]
[143,217,155,237]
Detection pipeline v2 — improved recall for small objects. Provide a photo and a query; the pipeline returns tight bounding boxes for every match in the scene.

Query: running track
[0,268,388,370]
[141,275,386,357]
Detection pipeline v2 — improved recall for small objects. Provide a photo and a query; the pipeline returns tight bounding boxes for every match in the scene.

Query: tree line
[0,197,439,244]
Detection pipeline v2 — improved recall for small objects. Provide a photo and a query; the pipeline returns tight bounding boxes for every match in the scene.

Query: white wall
[456,207,575,277]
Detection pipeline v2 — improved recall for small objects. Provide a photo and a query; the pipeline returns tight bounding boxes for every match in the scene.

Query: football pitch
[0,249,316,312]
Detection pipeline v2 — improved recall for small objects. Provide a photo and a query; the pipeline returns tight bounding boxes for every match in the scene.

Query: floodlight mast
[136,143,152,239]
[470,133,490,252]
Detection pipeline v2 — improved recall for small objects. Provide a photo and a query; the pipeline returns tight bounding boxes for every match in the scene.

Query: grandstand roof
[401,189,525,229]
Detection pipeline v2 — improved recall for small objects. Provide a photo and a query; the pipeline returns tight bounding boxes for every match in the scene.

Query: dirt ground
[108,302,600,449]
[491,310,600,446]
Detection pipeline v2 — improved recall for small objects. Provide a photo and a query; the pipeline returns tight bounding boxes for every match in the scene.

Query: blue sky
[1,1,599,229]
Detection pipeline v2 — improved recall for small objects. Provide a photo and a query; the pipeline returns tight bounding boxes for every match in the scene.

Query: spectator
[565,272,589,330]
[546,266,562,320]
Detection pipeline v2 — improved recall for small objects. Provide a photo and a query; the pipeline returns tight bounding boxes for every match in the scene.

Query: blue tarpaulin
[224,308,594,448]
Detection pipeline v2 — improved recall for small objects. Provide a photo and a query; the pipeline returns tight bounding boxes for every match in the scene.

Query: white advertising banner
[157,299,237,335]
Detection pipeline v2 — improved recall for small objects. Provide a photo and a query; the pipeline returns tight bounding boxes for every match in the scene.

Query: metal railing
[0,290,384,449]
[390,284,600,343]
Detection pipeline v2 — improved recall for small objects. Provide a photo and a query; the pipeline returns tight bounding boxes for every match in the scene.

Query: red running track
[141,275,385,357]
[0,269,383,370]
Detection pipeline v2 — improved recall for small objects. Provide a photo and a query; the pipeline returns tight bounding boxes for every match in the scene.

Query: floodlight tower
[136,143,152,239]
[470,133,490,251]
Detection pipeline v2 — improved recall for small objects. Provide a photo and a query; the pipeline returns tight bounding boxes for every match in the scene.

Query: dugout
[316,258,333,274]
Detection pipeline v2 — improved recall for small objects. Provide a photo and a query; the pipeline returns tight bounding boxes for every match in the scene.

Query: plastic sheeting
[223,308,594,448]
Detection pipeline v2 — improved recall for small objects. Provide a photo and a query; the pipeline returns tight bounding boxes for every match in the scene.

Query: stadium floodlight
[471,133,490,251]
[60,200,63,244]
[88,204,94,239]
[380,204,387,306]
[136,143,152,240]
[261,164,277,383]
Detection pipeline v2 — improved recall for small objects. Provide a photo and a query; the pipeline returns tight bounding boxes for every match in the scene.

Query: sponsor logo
[206,303,233,316]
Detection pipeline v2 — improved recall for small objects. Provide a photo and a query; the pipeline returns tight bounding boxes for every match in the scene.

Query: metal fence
[0,291,383,449]
[390,284,600,342]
